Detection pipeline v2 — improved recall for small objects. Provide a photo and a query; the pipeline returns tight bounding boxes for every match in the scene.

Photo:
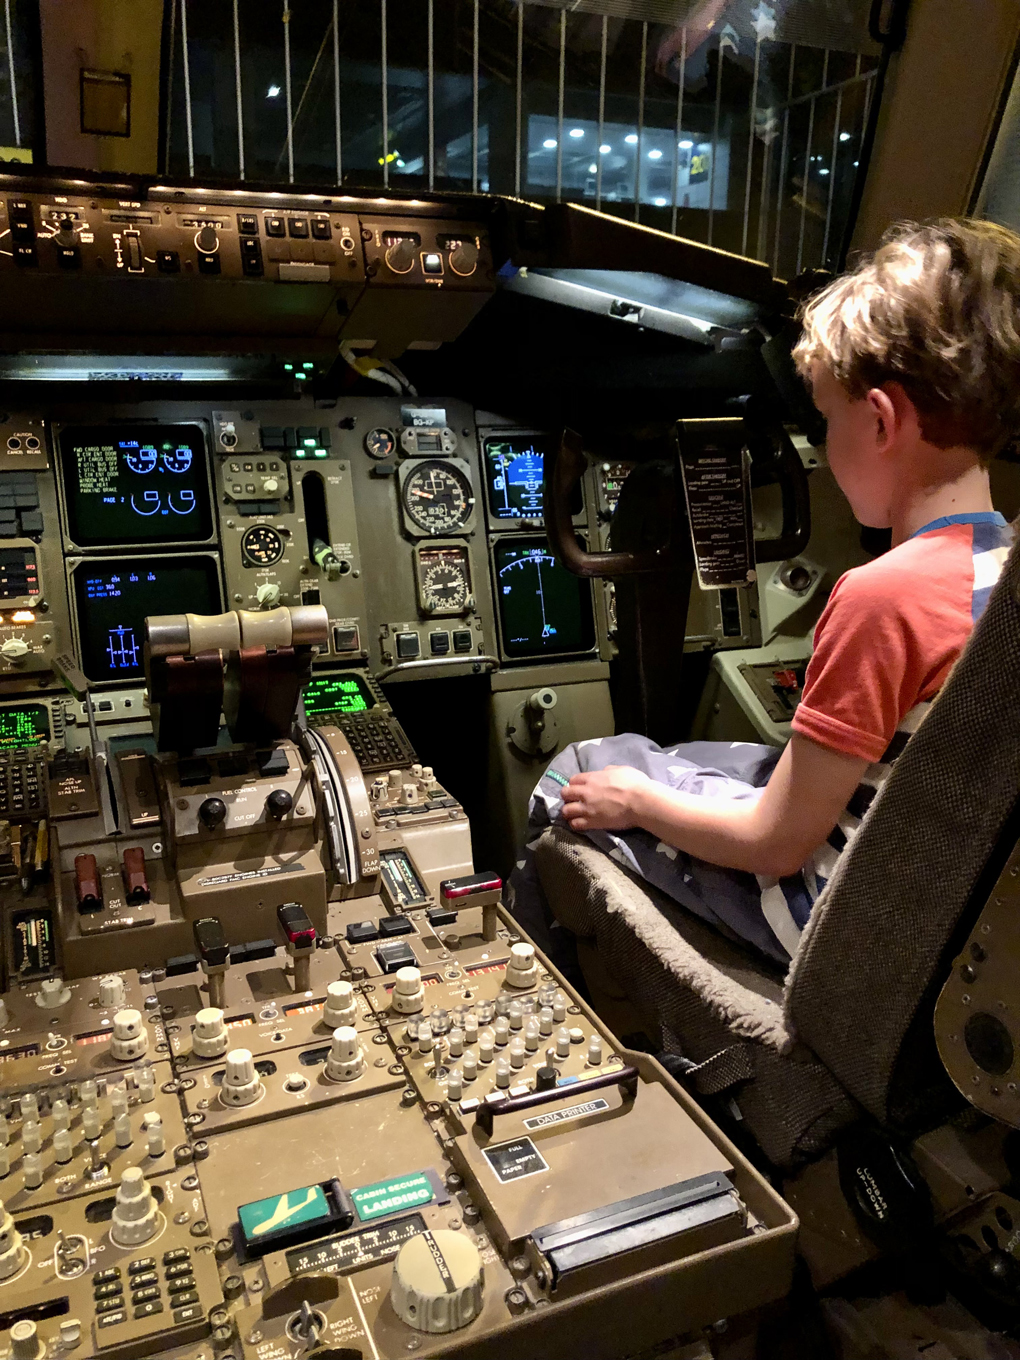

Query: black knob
[196,225,218,253]
[535,1066,558,1091]
[449,241,478,276]
[266,789,293,820]
[54,217,77,248]
[384,238,416,273]
[198,797,227,830]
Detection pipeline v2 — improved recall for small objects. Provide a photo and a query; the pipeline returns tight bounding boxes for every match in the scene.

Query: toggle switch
[121,847,150,905]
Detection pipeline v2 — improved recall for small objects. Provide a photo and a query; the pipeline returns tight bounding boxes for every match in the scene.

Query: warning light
[11,611,34,624]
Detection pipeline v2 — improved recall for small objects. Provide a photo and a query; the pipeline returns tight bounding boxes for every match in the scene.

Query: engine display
[72,554,222,681]
[401,461,474,535]
[494,537,595,659]
[415,544,471,615]
[60,424,214,548]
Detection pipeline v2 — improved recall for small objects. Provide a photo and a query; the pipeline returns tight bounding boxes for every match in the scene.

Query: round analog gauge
[402,461,474,535]
[124,445,158,475]
[241,524,285,567]
[364,427,396,459]
[162,444,193,473]
[418,546,470,613]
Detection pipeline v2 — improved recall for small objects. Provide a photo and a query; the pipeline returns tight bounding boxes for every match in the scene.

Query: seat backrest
[785,532,1020,1131]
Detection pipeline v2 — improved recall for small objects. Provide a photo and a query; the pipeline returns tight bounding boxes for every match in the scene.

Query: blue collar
[910,511,1008,539]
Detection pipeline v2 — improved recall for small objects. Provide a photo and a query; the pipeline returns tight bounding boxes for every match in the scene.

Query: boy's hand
[561,766,653,831]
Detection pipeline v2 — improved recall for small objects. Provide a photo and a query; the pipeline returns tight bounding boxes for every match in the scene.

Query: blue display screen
[484,437,548,520]
[73,557,221,682]
[60,424,213,547]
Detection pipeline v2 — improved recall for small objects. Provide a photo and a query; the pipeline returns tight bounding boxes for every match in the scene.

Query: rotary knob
[192,1007,229,1058]
[391,966,425,1015]
[385,237,417,274]
[9,1320,41,1360]
[390,1229,483,1333]
[221,1048,263,1106]
[0,1197,24,1281]
[99,975,126,1009]
[0,638,29,662]
[262,477,280,493]
[324,1026,365,1083]
[322,980,357,1028]
[35,976,71,1009]
[448,241,479,277]
[256,582,281,608]
[504,942,538,989]
[195,224,219,253]
[265,789,293,820]
[54,216,77,249]
[110,1167,160,1246]
[198,797,227,830]
[111,1008,149,1061]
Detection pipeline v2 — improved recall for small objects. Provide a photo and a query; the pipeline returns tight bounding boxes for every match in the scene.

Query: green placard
[238,1184,331,1243]
[352,1172,434,1223]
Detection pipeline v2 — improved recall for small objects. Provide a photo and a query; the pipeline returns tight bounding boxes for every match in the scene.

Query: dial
[402,461,473,535]
[162,444,193,474]
[241,524,285,567]
[364,427,396,459]
[418,546,471,614]
[124,444,158,475]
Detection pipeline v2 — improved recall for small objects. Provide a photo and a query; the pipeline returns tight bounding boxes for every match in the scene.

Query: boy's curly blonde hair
[792,218,1020,461]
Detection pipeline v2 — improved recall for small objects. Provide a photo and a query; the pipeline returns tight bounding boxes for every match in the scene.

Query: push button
[429,631,450,655]
[288,217,309,237]
[311,218,331,239]
[237,213,258,234]
[198,252,221,275]
[265,216,286,237]
[452,629,473,653]
[395,632,420,660]
[157,250,180,273]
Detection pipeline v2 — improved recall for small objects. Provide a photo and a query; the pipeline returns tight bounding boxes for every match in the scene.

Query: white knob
[525,1020,540,1052]
[324,1027,365,1083]
[478,1031,494,1064]
[508,1001,523,1030]
[80,1081,98,1110]
[136,1066,156,1103]
[221,1049,263,1106]
[59,1320,82,1347]
[447,1069,463,1102]
[391,966,424,1015]
[388,769,402,789]
[322,981,357,1029]
[402,783,417,805]
[0,638,30,661]
[552,991,567,1023]
[192,1007,229,1058]
[448,1028,464,1058]
[110,1166,159,1246]
[110,1009,148,1061]
[463,1014,478,1044]
[256,582,281,607]
[143,1113,165,1157]
[10,1319,40,1359]
[53,1129,73,1164]
[505,942,538,989]
[115,1112,132,1147]
[98,975,126,1009]
[110,1086,128,1118]
[0,998,7,1029]
[556,1027,570,1058]
[35,976,70,1009]
[494,1016,510,1046]
[262,477,280,493]
[390,1228,483,1334]
[462,1051,478,1082]
[587,1034,603,1066]
[22,1153,42,1189]
[539,1007,553,1036]
[495,1057,511,1088]
[21,1121,41,1154]
[418,1024,434,1055]
[51,1099,70,1132]
[19,1093,38,1123]
[509,1037,526,1069]
[0,1198,24,1280]
[82,1106,101,1140]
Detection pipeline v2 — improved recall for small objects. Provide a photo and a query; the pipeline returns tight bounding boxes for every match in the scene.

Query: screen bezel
[68,552,224,685]
[491,534,596,662]
[56,422,217,552]
[302,672,378,716]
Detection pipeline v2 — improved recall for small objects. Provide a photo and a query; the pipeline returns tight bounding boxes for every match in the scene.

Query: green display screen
[0,704,49,749]
[303,673,375,716]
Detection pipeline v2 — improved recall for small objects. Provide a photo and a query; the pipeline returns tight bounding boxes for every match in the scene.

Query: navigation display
[484,437,547,520]
[60,424,213,547]
[73,556,221,682]
[303,674,375,715]
[493,538,595,659]
[0,705,49,749]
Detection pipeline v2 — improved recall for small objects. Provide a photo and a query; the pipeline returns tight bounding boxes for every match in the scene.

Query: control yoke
[144,605,329,755]
[546,418,811,579]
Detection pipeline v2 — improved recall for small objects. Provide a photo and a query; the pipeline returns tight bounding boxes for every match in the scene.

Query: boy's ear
[869,381,918,450]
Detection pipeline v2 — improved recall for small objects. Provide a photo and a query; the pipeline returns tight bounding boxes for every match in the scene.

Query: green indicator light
[283,363,294,371]
[295,372,307,380]
[303,438,316,447]
[314,449,328,458]
[302,362,314,370]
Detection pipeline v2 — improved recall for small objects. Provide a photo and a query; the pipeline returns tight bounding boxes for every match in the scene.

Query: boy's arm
[561,734,869,879]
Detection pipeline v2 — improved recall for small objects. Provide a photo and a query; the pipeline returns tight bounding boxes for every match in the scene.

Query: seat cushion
[536,825,860,1169]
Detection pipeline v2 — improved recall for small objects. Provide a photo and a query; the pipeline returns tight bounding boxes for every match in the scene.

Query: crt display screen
[493,538,595,659]
[73,557,222,682]
[0,705,49,749]
[484,437,547,520]
[60,424,213,547]
[303,673,376,715]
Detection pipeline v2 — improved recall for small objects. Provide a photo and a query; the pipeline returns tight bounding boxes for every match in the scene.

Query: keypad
[0,749,47,818]
[307,710,417,773]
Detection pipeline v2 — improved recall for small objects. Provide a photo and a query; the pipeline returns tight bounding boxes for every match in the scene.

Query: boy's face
[810,364,893,527]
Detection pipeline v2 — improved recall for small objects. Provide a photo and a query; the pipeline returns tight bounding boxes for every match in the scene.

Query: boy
[508,218,1019,966]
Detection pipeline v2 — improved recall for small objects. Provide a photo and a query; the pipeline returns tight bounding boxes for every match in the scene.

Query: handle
[546,430,667,578]
[375,654,499,681]
[752,426,812,563]
[474,1063,639,1137]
